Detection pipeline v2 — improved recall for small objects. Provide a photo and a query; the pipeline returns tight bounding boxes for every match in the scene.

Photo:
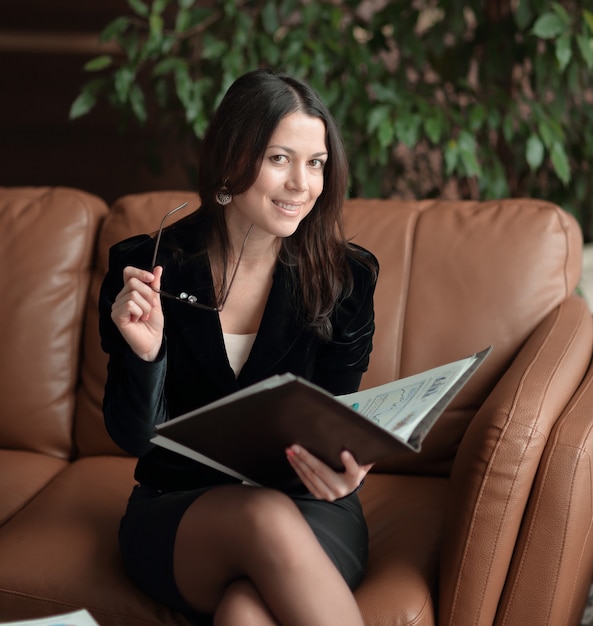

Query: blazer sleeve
[99,235,170,457]
[311,247,379,396]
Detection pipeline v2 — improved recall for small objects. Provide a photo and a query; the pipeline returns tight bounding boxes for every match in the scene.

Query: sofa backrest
[0,187,108,459]
[75,193,584,476]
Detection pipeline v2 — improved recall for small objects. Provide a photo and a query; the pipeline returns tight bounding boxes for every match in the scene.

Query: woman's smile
[272,199,304,215]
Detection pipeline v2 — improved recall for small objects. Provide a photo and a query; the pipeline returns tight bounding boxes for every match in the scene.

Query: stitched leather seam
[449,302,581,624]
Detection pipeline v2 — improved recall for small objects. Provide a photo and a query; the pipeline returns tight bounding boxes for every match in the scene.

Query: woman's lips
[273,200,303,214]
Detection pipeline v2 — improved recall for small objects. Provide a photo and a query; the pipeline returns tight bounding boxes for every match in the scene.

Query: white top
[223,332,257,376]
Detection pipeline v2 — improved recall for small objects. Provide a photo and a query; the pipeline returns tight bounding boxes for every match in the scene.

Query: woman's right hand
[110,266,164,362]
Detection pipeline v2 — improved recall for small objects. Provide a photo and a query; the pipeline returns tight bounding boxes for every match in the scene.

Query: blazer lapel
[238,262,306,385]
[162,255,238,390]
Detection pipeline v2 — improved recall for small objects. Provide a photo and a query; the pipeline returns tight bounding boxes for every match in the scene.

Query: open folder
[151,346,492,488]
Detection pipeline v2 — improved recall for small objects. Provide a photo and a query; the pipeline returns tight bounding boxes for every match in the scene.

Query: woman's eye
[310,158,325,169]
[271,154,288,164]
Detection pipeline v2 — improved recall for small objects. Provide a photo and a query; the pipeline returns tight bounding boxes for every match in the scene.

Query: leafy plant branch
[70,0,593,240]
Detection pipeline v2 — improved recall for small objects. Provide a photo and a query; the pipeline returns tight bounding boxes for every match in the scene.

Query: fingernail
[286,448,295,459]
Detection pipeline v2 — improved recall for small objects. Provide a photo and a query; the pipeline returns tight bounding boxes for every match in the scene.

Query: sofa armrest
[439,295,593,625]
[498,334,593,625]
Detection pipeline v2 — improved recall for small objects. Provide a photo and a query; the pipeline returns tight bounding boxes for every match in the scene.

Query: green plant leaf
[469,104,486,132]
[149,13,164,36]
[129,83,147,123]
[69,90,97,119]
[444,140,459,175]
[127,0,149,18]
[502,114,515,143]
[174,64,192,106]
[555,33,572,71]
[526,134,545,170]
[515,0,532,30]
[262,1,279,35]
[487,107,501,130]
[424,112,443,144]
[175,7,190,32]
[83,55,113,72]
[192,115,209,139]
[378,118,395,149]
[577,34,593,69]
[367,104,391,133]
[153,56,187,77]
[201,34,228,59]
[550,142,571,184]
[480,158,509,198]
[394,113,421,147]
[118,30,140,62]
[457,130,481,176]
[152,0,169,15]
[114,66,135,103]
[370,82,399,105]
[538,118,563,148]
[551,2,571,25]
[100,17,129,43]
[532,12,565,39]
[585,10,593,34]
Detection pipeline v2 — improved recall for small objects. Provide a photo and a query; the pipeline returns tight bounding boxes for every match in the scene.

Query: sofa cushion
[0,455,192,625]
[0,450,67,526]
[356,473,446,626]
[0,187,108,459]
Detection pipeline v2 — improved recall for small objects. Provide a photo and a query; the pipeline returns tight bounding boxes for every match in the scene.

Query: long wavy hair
[196,68,364,338]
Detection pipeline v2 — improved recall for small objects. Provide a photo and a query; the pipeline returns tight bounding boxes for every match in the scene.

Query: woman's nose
[287,164,308,191]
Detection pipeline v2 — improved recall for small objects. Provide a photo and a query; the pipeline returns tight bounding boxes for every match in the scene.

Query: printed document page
[336,353,481,443]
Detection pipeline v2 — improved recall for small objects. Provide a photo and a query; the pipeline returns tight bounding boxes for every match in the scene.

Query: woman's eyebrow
[268,145,328,158]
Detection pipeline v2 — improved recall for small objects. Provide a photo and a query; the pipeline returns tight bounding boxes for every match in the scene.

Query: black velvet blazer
[99,215,378,492]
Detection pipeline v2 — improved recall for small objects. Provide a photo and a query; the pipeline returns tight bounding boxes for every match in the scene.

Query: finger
[123,265,155,285]
[111,290,153,324]
[151,265,163,293]
[286,446,347,501]
[122,267,158,302]
[120,266,161,321]
[340,450,374,480]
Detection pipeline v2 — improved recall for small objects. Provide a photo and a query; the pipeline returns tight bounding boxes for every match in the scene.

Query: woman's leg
[214,579,278,626]
[173,484,365,626]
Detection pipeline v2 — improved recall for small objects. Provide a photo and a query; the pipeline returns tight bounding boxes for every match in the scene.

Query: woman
[100,68,379,625]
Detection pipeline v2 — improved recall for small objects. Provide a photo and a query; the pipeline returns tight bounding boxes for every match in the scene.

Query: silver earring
[216,190,232,206]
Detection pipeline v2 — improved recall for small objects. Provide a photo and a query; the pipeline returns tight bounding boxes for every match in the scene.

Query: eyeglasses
[151,201,253,312]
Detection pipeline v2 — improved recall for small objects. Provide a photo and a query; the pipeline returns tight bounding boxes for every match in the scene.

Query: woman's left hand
[285,445,374,501]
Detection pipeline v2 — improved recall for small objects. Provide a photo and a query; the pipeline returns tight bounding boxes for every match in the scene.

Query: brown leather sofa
[1,186,592,625]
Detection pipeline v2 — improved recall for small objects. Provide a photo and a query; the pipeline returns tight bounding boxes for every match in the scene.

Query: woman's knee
[214,579,277,626]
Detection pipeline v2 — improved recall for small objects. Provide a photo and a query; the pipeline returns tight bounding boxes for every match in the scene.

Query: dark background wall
[1,1,191,204]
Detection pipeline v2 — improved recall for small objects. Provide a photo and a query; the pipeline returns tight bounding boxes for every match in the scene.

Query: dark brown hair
[196,68,362,338]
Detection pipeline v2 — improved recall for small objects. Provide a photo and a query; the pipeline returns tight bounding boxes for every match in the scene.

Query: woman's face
[226,111,327,240]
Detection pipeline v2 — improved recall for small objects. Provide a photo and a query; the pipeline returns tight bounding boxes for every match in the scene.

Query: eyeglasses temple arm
[151,201,190,268]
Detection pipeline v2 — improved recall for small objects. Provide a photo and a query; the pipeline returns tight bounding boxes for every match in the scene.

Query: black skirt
[118,483,369,623]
